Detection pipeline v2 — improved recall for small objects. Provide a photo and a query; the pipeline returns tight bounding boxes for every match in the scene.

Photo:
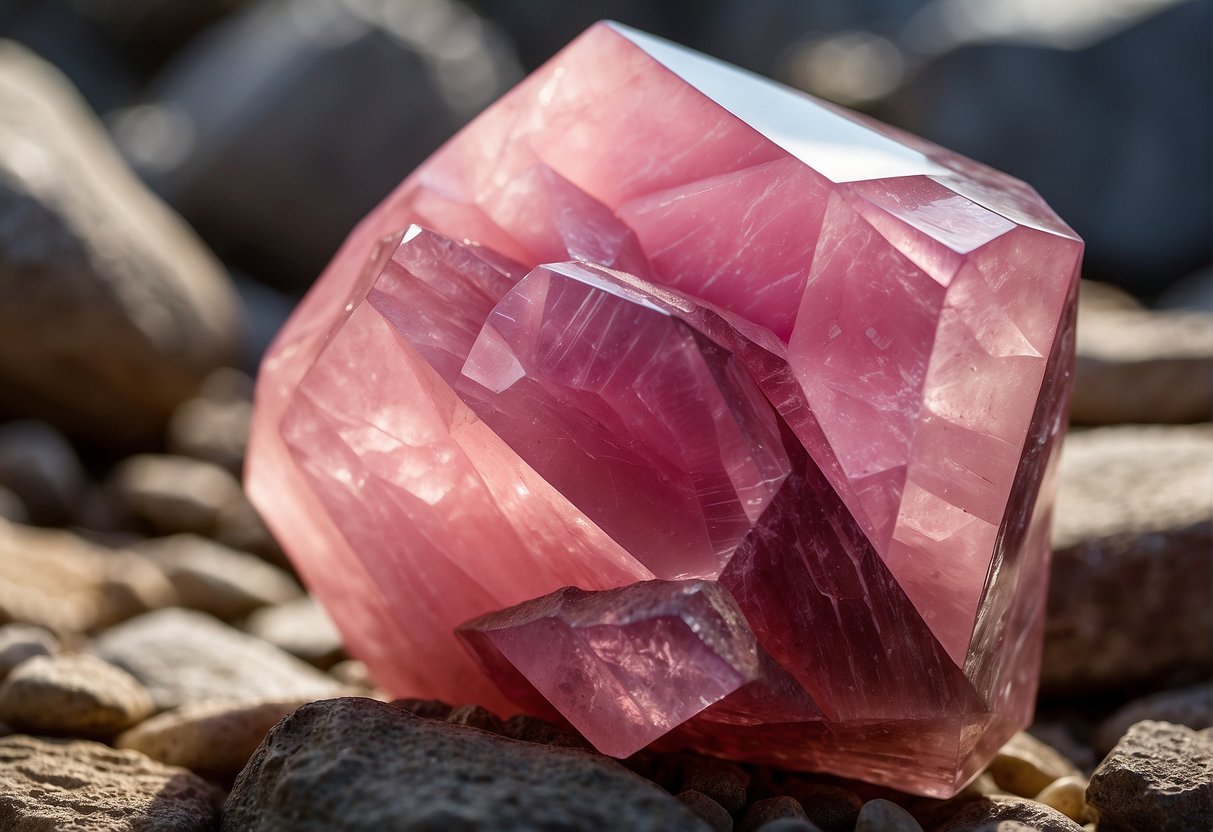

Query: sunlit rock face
[246,21,1083,797]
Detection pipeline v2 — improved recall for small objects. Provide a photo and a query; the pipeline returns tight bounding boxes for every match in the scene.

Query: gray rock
[1071,282,1213,424]
[0,622,58,679]
[784,783,861,832]
[922,796,1084,831]
[222,696,711,831]
[681,756,750,814]
[739,797,811,832]
[0,420,85,525]
[244,595,342,668]
[1096,684,1213,753]
[678,790,733,832]
[0,519,176,634]
[0,41,242,445]
[117,696,309,780]
[0,483,27,523]
[117,0,520,288]
[1043,425,1213,693]
[1086,720,1213,832]
[92,607,343,710]
[855,799,923,832]
[138,534,300,622]
[0,652,153,736]
[0,734,222,831]
[109,454,245,537]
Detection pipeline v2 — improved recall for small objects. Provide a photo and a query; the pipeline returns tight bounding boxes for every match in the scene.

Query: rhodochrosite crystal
[246,22,1083,797]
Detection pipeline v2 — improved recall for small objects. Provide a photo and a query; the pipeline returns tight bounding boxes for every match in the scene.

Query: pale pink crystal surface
[246,21,1083,797]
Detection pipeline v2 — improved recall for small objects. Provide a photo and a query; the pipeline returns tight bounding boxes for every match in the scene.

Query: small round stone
[855,798,924,832]
[1035,775,1088,823]
[738,796,810,832]
[0,653,153,736]
[682,757,750,813]
[0,623,59,680]
[786,782,861,831]
[678,789,733,832]
[988,732,1081,798]
[445,703,504,733]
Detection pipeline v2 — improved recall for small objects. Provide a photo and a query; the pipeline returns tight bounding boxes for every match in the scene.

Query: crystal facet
[247,21,1082,797]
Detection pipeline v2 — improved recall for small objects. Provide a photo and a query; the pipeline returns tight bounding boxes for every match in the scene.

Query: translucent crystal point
[247,20,1082,796]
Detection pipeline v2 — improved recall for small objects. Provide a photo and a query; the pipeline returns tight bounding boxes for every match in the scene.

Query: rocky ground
[0,5,1211,832]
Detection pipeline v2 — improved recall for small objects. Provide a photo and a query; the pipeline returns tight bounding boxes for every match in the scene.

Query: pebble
[500,712,592,749]
[1094,682,1213,753]
[0,484,28,523]
[244,595,344,668]
[738,796,811,832]
[109,454,245,536]
[221,697,711,831]
[138,534,300,622]
[91,607,343,710]
[446,703,505,733]
[0,519,175,634]
[167,368,253,472]
[392,697,453,720]
[1071,281,1213,424]
[784,782,861,831]
[0,420,86,525]
[0,734,221,831]
[0,42,242,445]
[855,798,923,832]
[1034,775,1088,823]
[924,795,1085,831]
[682,756,751,813]
[0,622,59,680]
[1085,720,1213,832]
[0,653,153,736]
[117,697,309,780]
[1044,425,1213,693]
[988,732,1082,799]
[679,789,734,832]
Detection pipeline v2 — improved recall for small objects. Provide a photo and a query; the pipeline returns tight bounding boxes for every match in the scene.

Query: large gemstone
[246,22,1083,797]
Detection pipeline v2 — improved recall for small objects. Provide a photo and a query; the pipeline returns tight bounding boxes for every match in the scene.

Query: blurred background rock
[0,2,1208,827]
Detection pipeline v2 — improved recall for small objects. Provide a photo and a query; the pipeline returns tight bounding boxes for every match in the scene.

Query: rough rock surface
[91,607,342,710]
[1071,281,1213,424]
[1086,721,1213,832]
[117,697,309,780]
[1044,425,1213,692]
[0,653,153,736]
[0,734,222,831]
[0,42,242,444]
[922,795,1084,831]
[137,534,300,622]
[222,696,711,832]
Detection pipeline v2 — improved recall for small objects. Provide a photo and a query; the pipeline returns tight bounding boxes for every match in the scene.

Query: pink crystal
[247,21,1082,796]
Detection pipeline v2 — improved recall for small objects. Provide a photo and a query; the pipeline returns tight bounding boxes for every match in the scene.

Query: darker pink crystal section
[246,21,1083,797]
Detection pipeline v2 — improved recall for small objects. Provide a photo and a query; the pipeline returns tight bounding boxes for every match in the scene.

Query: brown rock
[445,703,505,733]
[0,734,221,830]
[0,622,59,679]
[0,42,242,445]
[0,653,152,736]
[167,368,253,472]
[117,697,308,780]
[1034,775,1088,824]
[988,732,1083,798]
[244,595,343,668]
[1071,281,1213,424]
[1044,425,1213,693]
[91,607,343,710]
[923,796,1084,831]
[138,534,299,622]
[1095,683,1213,753]
[109,454,245,536]
[1086,721,1213,832]
[0,519,175,634]
[221,697,710,831]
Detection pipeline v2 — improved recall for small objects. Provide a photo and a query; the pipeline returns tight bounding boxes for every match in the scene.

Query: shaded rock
[0,420,85,525]
[0,41,242,444]
[1086,720,1213,832]
[0,484,27,523]
[1044,425,1213,693]
[0,652,152,736]
[0,622,58,679]
[446,703,504,733]
[391,697,452,720]
[92,607,342,710]
[118,0,520,288]
[681,756,750,814]
[0,734,221,831]
[855,798,923,832]
[1071,282,1213,424]
[109,454,245,536]
[222,696,710,831]
[988,732,1082,799]
[74,0,249,66]
[500,712,592,749]
[922,795,1084,831]
[1095,683,1213,753]
[784,783,861,832]
[328,658,373,691]
[0,519,175,634]
[138,534,299,622]
[679,790,733,832]
[739,796,811,832]
[117,696,308,780]
[167,368,253,472]
[244,595,342,668]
